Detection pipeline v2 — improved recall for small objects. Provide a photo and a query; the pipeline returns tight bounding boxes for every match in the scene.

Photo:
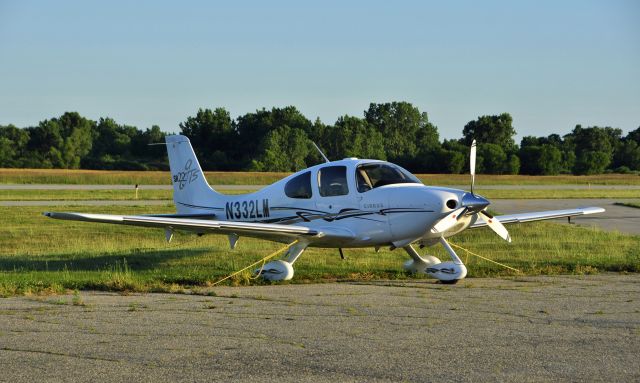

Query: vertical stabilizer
[165,135,224,214]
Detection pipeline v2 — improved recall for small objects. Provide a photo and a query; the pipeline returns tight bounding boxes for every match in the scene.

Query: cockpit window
[318,166,349,197]
[356,163,421,192]
[285,171,312,199]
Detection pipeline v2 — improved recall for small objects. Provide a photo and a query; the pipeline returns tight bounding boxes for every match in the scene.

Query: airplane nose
[461,193,490,213]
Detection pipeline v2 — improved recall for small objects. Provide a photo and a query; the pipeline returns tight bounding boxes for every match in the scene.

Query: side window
[318,166,349,197]
[356,169,373,193]
[285,171,312,199]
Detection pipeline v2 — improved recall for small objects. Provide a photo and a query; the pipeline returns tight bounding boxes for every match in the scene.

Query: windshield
[356,163,422,192]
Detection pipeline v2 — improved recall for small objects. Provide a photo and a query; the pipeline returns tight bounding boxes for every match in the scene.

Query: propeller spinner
[433,139,511,242]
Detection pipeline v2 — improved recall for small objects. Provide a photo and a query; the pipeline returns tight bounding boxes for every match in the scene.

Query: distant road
[2,184,640,190]
[5,198,639,235]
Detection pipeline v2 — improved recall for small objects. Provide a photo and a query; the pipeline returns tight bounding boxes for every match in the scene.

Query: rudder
[165,135,224,214]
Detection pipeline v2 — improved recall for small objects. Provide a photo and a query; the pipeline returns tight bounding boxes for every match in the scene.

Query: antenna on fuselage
[311,141,330,163]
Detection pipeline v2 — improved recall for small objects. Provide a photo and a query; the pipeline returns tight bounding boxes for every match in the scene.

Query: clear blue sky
[1,0,638,141]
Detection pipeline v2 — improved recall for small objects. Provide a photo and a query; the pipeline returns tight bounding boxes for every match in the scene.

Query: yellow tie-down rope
[448,241,521,274]
[211,240,299,286]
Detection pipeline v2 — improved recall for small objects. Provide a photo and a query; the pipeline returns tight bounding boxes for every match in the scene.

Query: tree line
[1,102,638,175]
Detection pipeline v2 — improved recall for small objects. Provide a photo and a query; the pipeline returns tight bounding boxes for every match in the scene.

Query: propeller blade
[431,207,466,234]
[470,139,476,195]
[480,210,511,243]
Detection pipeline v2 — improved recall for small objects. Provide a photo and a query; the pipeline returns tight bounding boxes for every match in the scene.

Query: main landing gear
[403,237,468,284]
[256,241,308,281]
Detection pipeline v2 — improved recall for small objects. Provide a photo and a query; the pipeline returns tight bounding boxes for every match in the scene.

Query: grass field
[0,205,637,296]
[2,168,639,185]
[2,188,639,201]
[0,189,246,201]
[0,169,290,185]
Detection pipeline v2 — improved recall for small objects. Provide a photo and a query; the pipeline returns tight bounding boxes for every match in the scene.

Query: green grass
[0,189,248,201]
[0,169,289,185]
[0,189,171,201]
[0,205,638,296]
[615,202,640,209]
[1,188,638,201]
[2,168,639,186]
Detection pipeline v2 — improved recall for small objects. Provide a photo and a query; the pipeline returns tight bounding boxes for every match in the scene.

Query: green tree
[478,143,507,174]
[613,137,640,171]
[322,116,386,160]
[0,125,30,167]
[132,125,167,163]
[26,112,93,168]
[91,118,133,158]
[434,139,469,174]
[566,125,614,175]
[180,108,237,170]
[436,148,465,174]
[305,117,331,164]
[520,136,540,148]
[57,112,94,168]
[251,126,310,172]
[610,127,640,171]
[462,113,517,150]
[505,154,520,175]
[627,126,640,144]
[575,151,610,175]
[364,102,438,167]
[538,144,562,175]
[518,142,562,175]
[235,106,312,169]
[523,133,573,174]
[26,120,63,168]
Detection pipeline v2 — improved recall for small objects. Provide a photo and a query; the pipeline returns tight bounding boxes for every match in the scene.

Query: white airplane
[44,135,605,284]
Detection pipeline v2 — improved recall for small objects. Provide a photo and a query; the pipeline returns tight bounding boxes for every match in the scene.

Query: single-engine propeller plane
[44,135,605,283]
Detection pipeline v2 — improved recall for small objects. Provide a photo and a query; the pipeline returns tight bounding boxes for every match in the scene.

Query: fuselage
[179,158,477,248]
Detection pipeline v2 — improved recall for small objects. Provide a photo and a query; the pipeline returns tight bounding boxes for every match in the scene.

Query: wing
[470,207,605,229]
[43,212,355,244]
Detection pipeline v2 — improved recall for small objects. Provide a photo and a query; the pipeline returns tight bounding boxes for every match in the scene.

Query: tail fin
[165,135,225,214]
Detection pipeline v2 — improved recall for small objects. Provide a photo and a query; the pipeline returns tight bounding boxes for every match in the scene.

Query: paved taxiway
[1,274,638,382]
[491,198,640,235]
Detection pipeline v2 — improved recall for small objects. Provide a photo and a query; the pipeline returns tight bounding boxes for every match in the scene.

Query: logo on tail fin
[173,159,198,190]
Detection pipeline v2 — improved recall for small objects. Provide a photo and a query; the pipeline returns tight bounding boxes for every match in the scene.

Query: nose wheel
[403,237,468,283]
